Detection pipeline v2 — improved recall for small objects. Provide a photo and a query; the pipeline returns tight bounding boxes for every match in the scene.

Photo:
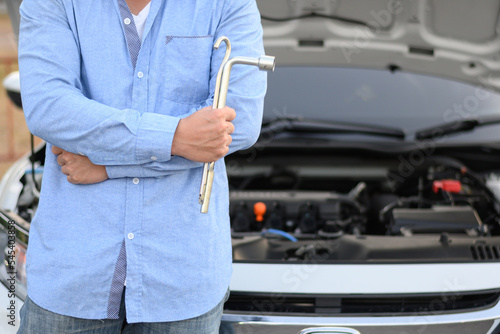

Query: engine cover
[390,206,483,235]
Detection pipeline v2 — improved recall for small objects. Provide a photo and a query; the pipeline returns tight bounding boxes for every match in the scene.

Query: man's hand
[171,106,236,163]
[52,146,108,184]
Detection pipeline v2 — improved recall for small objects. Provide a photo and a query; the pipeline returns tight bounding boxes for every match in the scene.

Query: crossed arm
[19,0,265,184]
[53,105,236,184]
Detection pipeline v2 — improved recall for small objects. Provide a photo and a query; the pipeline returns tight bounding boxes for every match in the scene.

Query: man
[17,0,267,332]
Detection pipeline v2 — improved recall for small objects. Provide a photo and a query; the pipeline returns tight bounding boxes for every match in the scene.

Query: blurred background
[0,0,41,177]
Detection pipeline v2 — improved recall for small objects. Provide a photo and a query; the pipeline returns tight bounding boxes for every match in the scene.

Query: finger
[61,165,70,176]
[226,122,235,135]
[226,134,233,146]
[67,175,78,184]
[223,107,236,122]
[57,154,67,166]
[52,146,63,155]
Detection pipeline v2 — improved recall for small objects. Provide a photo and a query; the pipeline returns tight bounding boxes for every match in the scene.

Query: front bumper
[220,299,500,333]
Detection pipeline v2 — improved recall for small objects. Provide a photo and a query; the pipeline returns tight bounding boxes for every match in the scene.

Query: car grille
[470,244,500,260]
[224,290,500,315]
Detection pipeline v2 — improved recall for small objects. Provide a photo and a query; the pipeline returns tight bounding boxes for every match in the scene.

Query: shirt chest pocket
[162,36,213,105]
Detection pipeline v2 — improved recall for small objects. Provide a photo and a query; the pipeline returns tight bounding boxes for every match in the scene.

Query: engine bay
[226,148,500,263]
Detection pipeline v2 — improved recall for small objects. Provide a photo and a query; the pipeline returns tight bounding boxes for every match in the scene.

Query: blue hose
[262,229,298,242]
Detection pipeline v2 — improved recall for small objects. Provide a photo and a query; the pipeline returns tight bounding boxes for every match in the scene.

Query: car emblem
[299,327,361,334]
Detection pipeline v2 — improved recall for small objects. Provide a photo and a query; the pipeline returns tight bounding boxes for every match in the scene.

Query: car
[0,69,27,332]
[3,0,500,333]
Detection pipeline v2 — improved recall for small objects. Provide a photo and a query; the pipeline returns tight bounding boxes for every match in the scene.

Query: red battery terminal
[432,180,462,194]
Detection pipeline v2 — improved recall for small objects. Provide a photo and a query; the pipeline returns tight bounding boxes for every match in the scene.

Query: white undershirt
[132,2,151,41]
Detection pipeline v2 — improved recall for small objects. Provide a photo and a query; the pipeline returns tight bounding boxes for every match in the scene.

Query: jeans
[18,288,230,334]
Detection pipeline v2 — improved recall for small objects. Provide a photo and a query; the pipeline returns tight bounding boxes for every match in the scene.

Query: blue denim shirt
[18,0,266,323]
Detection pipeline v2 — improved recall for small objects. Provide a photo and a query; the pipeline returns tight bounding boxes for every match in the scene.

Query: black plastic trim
[224,289,500,316]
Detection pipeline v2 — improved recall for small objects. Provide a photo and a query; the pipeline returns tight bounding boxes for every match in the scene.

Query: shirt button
[133,178,140,184]
[151,156,157,161]
[137,71,144,78]
[128,233,134,240]
[124,18,131,25]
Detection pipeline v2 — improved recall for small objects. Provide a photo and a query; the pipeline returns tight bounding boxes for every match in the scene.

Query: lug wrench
[199,36,275,213]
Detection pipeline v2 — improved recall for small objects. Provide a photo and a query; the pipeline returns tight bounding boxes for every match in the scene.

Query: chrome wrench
[199,36,275,213]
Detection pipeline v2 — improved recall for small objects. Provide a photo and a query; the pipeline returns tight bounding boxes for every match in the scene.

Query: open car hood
[7,0,500,91]
[257,0,500,92]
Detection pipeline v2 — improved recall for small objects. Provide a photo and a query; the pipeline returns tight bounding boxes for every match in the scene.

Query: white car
[3,1,500,334]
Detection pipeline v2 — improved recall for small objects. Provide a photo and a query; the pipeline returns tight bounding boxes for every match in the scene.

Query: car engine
[226,149,500,262]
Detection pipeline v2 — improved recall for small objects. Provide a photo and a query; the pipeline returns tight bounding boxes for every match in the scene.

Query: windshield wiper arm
[415,116,500,140]
[260,116,406,140]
